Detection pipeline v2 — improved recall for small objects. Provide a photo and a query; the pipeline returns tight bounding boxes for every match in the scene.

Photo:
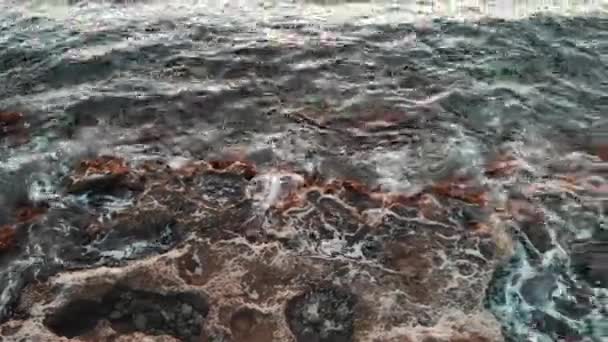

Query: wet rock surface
[572,239,608,288]
[520,273,557,306]
[286,286,356,342]
[44,286,208,341]
[0,155,508,341]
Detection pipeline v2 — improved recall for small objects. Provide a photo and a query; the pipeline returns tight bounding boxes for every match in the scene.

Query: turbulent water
[1,1,607,341]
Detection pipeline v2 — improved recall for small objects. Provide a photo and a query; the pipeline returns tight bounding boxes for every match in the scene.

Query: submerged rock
[520,273,557,306]
[572,239,608,288]
[44,285,208,341]
[530,310,581,341]
[286,286,356,342]
[554,286,594,319]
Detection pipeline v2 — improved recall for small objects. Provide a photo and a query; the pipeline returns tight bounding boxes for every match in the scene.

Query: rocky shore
[0,146,512,341]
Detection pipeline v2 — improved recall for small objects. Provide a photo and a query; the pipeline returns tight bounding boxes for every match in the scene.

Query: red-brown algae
[77,156,130,177]
[66,156,132,194]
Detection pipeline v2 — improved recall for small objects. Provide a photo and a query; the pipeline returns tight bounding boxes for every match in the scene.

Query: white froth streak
[264,173,283,211]
[247,171,306,212]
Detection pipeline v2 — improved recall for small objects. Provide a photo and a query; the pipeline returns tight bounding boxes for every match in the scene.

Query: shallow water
[1,1,607,341]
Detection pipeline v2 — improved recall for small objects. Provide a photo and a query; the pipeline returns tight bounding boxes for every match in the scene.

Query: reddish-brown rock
[0,111,23,127]
[0,225,16,252]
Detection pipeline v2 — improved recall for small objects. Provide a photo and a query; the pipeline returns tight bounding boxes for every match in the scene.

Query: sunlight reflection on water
[12,0,608,23]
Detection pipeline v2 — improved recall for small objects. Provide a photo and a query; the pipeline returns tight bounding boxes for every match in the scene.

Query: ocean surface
[0,1,607,341]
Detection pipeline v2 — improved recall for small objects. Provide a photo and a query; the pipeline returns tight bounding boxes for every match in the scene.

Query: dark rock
[43,298,101,338]
[64,156,133,195]
[102,211,179,244]
[133,313,147,331]
[175,292,209,315]
[572,240,608,287]
[22,205,182,272]
[422,338,446,342]
[461,205,491,225]
[85,210,183,264]
[520,273,557,306]
[319,156,378,185]
[65,173,127,194]
[230,307,274,342]
[0,171,31,210]
[181,304,193,317]
[189,26,212,41]
[246,148,276,165]
[552,275,595,321]
[286,286,356,342]
[194,172,248,207]
[316,197,360,234]
[554,290,593,319]
[44,286,208,341]
[0,264,34,323]
[519,221,553,254]
[530,310,581,340]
